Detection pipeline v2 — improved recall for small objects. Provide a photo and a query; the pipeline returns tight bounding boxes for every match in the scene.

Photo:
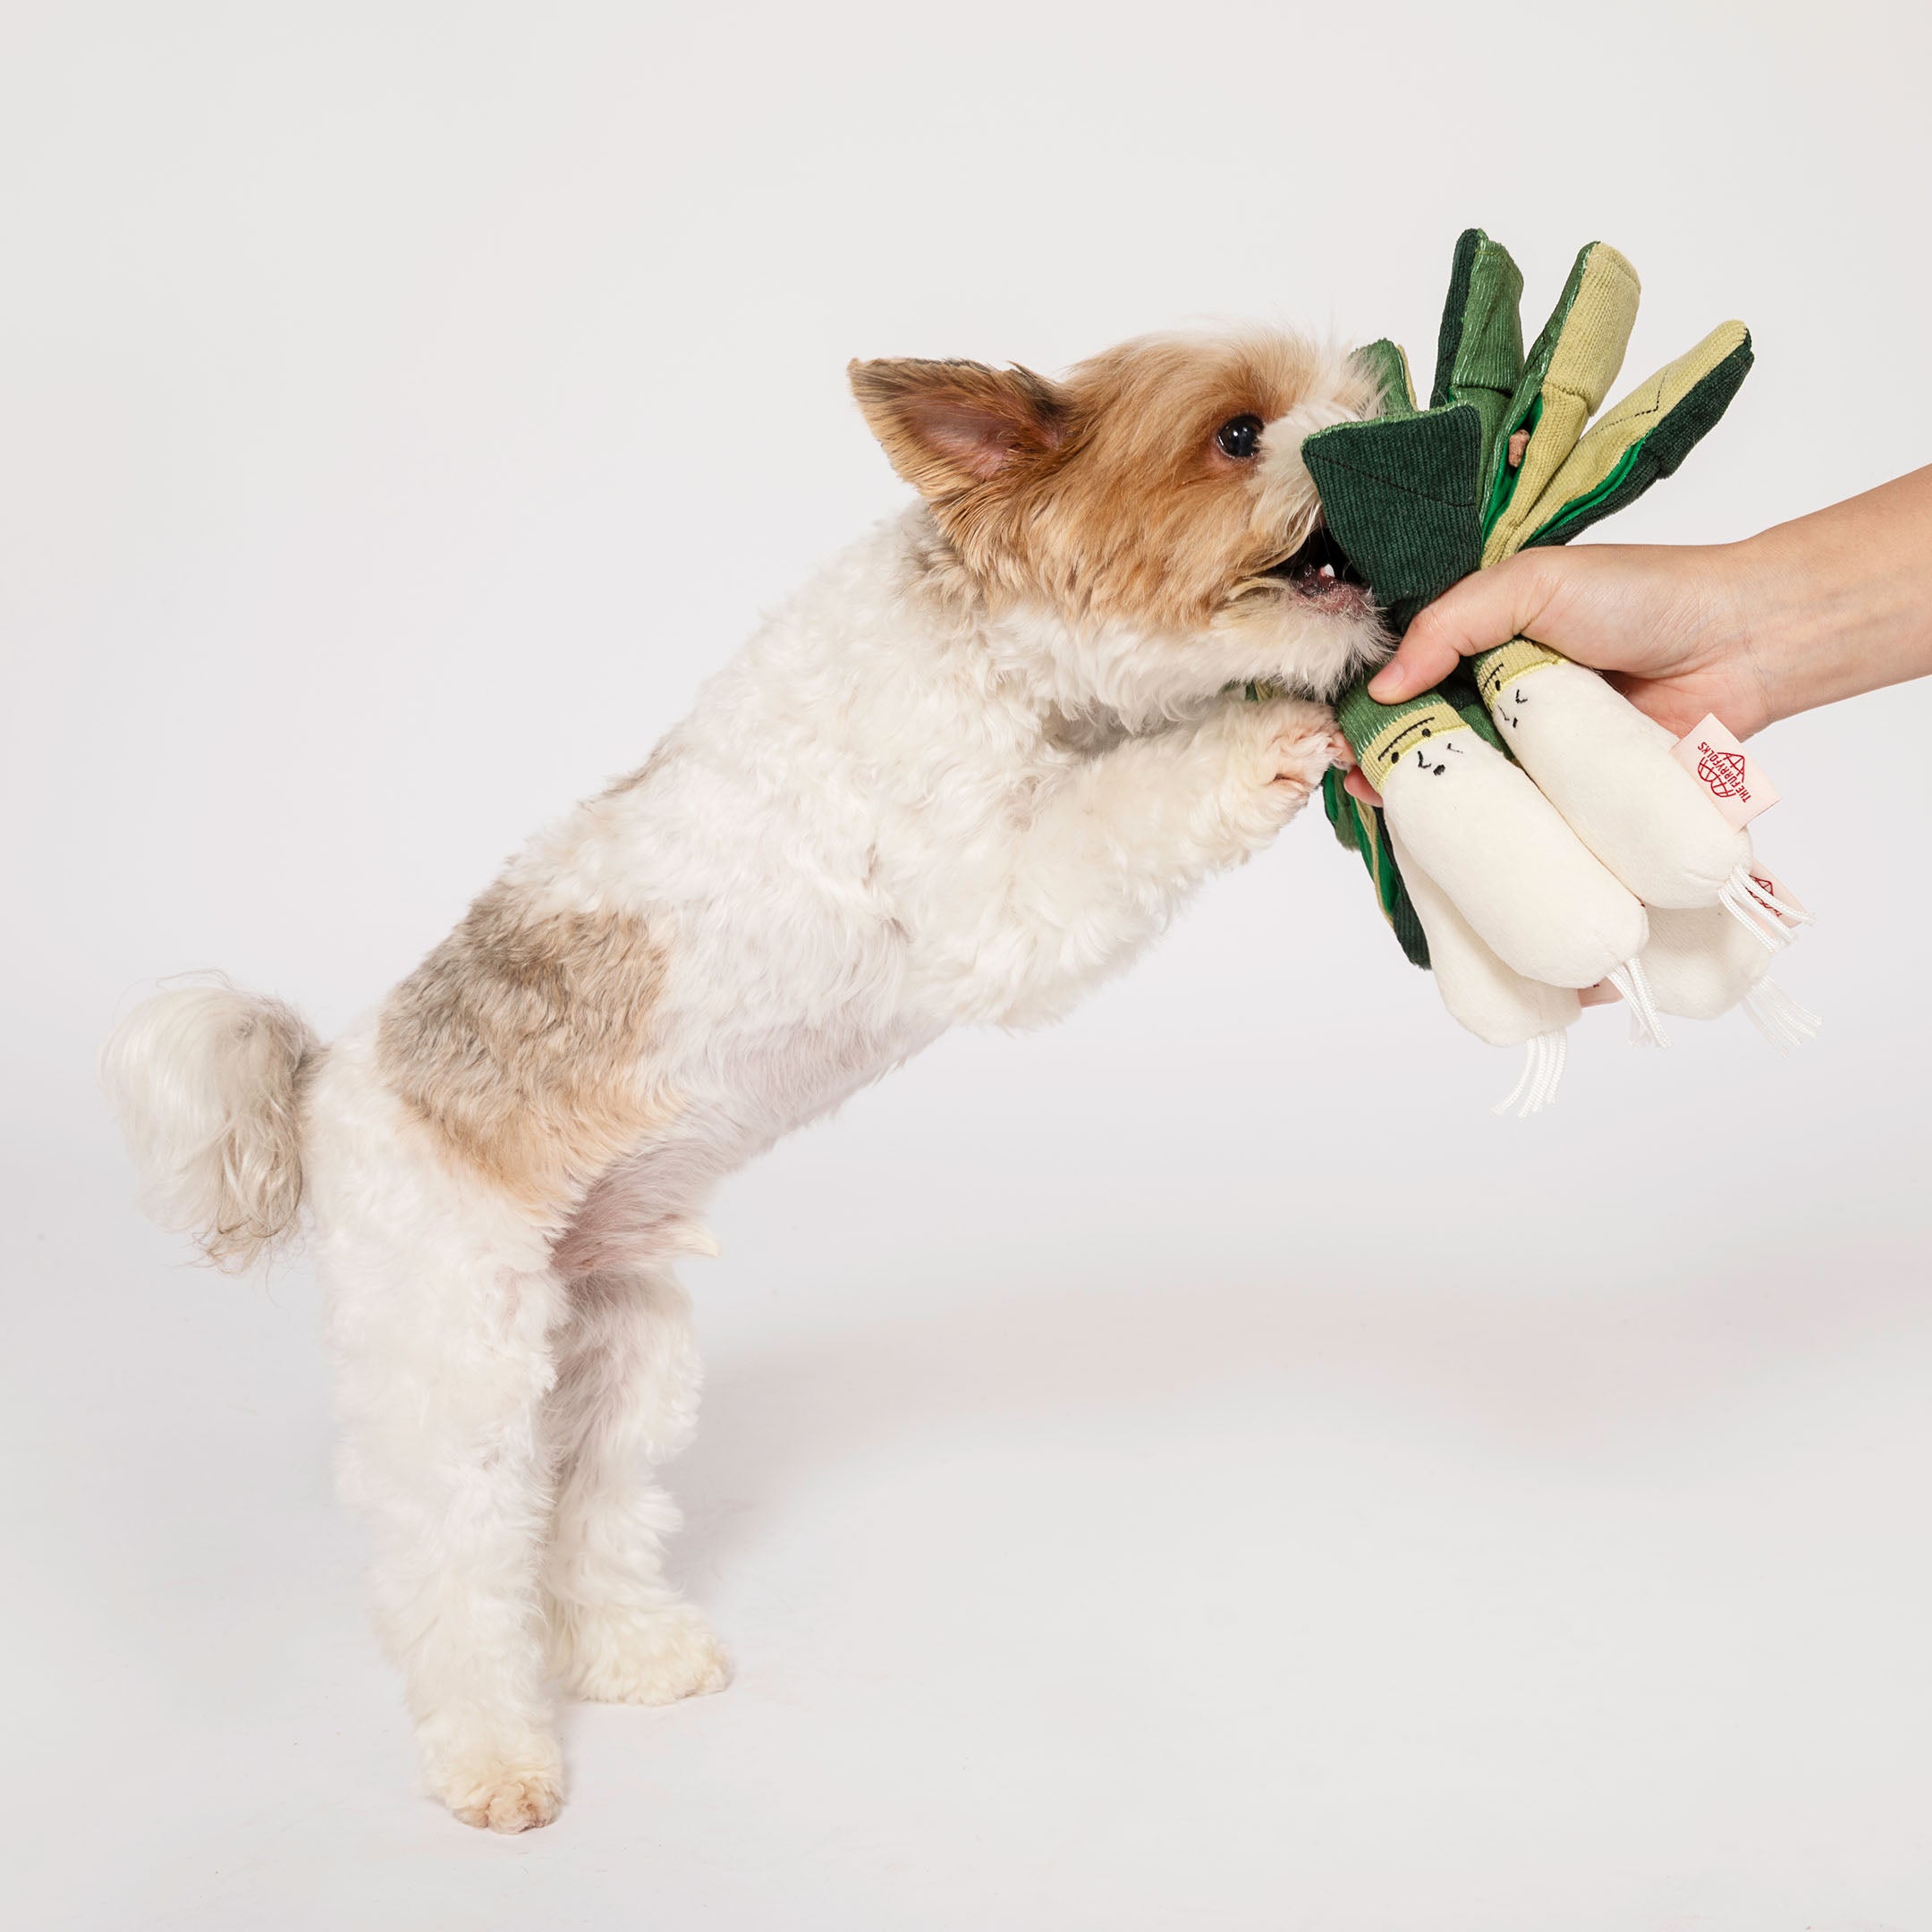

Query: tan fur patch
[601,729,680,799]
[379,884,668,1212]
[851,333,1377,635]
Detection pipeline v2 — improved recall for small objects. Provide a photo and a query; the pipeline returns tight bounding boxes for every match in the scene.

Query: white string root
[1606,955,1670,1049]
[1492,1028,1569,1118]
[1742,979,1823,1054]
[1720,862,1813,953]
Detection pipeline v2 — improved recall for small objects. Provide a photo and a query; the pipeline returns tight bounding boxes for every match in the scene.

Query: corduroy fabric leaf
[1355,335,1419,418]
[1521,326,1753,550]
[1301,402,1485,637]
[1481,243,1641,562]
[1321,770,1432,967]
[1429,228,1525,476]
[1429,229,1481,408]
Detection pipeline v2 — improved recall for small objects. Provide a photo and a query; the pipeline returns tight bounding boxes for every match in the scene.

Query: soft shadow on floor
[668,1219,1919,1585]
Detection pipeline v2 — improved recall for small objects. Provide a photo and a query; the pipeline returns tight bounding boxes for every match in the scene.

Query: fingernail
[1368,664,1407,699]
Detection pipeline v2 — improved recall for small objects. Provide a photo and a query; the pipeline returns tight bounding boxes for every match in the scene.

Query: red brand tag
[1744,868,1809,928]
[1672,714,1779,827]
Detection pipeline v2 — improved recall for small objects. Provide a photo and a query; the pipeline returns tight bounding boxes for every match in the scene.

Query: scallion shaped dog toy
[1305,230,1816,1112]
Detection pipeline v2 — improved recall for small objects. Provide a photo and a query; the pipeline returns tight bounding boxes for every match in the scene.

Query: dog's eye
[1216,414,1264,461]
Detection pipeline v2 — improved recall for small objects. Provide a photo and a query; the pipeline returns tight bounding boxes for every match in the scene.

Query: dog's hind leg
[329,1245,569,1829]
[540,1266,731,1707]
[311,1047,570,1831]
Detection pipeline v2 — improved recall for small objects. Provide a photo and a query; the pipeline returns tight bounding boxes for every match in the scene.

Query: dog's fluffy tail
[100,977,322,1271]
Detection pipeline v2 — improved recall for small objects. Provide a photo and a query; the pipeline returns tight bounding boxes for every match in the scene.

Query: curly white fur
[101,331,1380,1832]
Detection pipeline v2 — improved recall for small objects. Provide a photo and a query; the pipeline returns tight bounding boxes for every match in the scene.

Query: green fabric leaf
[1319,768,1431,969]
[1354,335,1419,418]
[1478,240,1602,538]
[1524,336,1754,550]
[1429,227,1525,480]
[1301,402,1485,635]
[1320,763,1360,852]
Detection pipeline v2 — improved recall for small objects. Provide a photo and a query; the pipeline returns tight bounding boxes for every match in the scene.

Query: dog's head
[850,328,1388,719]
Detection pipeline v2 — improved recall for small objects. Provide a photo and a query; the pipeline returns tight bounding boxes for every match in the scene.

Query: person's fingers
[1578,979,1621,1006]
[1366,549,1565,700]
[1343,766,1382,807]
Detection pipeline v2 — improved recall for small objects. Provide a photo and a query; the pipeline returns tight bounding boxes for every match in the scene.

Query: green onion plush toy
[1305,230,1815,1113]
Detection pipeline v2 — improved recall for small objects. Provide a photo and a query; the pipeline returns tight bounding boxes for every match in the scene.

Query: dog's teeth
[1319,563,1335,580]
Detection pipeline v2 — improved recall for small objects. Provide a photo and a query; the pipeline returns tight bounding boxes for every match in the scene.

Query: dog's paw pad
[556,1602,733,1707]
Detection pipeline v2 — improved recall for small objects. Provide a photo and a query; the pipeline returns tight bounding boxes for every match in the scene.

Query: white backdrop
[7,3,1931,1926]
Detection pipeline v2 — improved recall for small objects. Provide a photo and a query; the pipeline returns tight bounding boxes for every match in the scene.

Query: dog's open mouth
[1260,520,1368,606]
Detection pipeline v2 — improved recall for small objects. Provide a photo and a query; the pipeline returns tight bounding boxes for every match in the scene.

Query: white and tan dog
[102,329,1384,1831]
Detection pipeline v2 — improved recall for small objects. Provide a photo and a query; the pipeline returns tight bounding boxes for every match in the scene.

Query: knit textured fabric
[1308,227,1753,970]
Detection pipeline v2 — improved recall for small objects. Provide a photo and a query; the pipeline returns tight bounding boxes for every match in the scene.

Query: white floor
[13,826,1932,1928]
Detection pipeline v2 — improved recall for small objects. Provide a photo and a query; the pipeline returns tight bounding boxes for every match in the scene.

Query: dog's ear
[848,359,1072,499]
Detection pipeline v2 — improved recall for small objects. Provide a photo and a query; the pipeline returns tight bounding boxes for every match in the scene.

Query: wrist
[1702,534,1785,739]
[1720,474,1932,733]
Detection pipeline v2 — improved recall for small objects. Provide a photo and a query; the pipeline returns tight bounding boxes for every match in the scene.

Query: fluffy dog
[102,328,1385,1830]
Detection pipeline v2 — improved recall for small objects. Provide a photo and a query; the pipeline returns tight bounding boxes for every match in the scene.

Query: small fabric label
[1672,714,1779,827]
[1743,868,1808,928]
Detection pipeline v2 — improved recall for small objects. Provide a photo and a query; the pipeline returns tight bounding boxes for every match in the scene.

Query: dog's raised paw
[555,1600,733,1707]
[1265,706,1348,793]
[445,1763,564,1834]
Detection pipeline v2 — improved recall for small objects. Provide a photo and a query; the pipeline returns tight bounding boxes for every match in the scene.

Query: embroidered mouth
[1259,520,1368,603]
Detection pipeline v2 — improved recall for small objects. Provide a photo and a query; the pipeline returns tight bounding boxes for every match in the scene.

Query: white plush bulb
[1639,901,1772,1020]
[1486,662,1749,907]
[1378,724,1648,988]
[1639,898,1820,1052]
[1388,826,1580,1046]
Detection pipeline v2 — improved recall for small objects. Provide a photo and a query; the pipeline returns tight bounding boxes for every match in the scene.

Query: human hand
[1343,465,1932,808]
[1341,541,1767,809]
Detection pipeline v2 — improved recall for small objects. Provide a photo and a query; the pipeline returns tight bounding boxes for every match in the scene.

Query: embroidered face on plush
[850,328,1388,708]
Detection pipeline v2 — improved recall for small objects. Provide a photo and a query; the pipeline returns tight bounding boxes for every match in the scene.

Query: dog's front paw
[553,1600,733,1707]
[1258,696,1350,797]
[436,1750,564,1834]
[1208,696,1347,847]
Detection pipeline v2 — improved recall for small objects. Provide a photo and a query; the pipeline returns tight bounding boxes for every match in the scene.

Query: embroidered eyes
[1216,415,1264,461]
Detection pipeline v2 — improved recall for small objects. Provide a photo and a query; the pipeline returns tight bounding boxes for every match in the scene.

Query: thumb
[1366,551,1564,701]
